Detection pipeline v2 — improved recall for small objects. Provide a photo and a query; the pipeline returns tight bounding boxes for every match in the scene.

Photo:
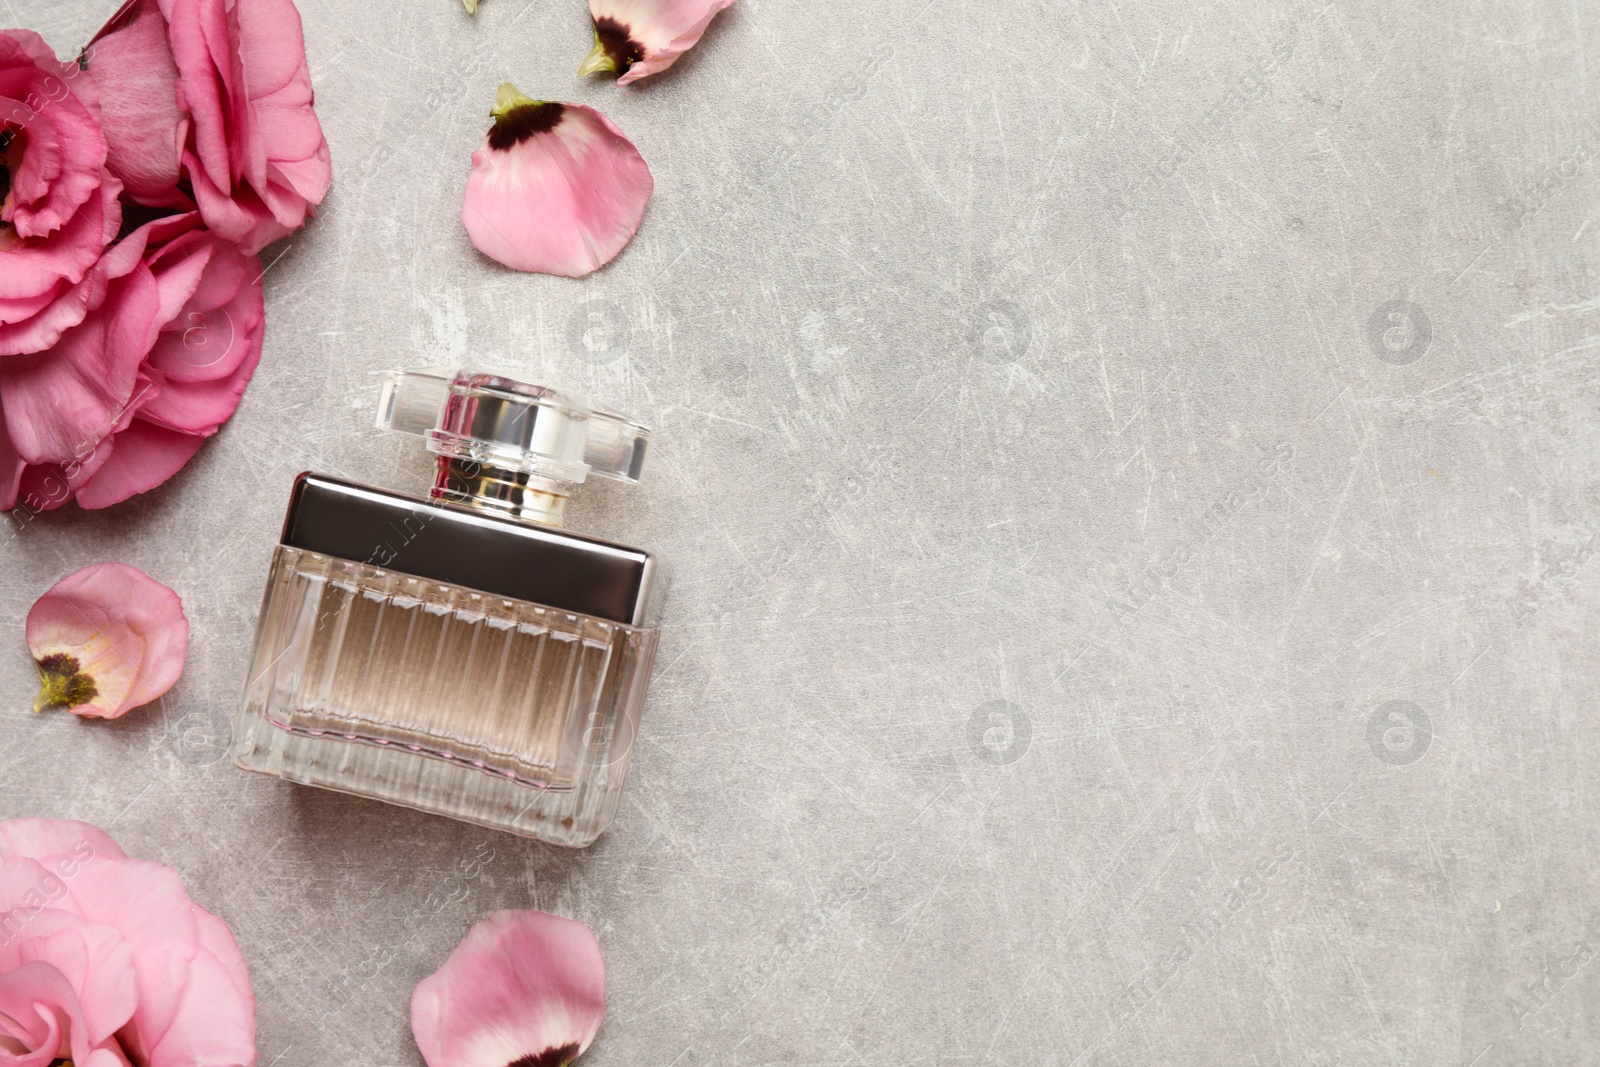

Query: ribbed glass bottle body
[232,546,657,846]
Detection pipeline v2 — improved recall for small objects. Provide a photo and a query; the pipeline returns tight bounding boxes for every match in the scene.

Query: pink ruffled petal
[0,818,128,861]
[0,867,145,1040]
[0,823,257,1067]
[411,911,605,1067]
[0,957,133,1066]
[0,398,24,510]
[581,0,735,84]
[58,855,255,1067]
[0,961,79,1064]
[185,152,287,253]
[0,266,162,467]
[151,0,330,254]
[462,85,652,278]
[142,216,263,386]
[73,419,206,509]
[0,31,109,238]
[0,192,153,357]
[10,429,121,514]
[86,0,191,204]
[16,926,140,1044]
[25,562,188,719]
[0,168,122,334]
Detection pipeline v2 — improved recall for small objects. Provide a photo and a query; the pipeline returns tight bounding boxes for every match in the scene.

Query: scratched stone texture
[4,0,1600,1063]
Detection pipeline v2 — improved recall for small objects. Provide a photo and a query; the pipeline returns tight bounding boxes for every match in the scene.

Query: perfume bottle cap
[376,368,650,525]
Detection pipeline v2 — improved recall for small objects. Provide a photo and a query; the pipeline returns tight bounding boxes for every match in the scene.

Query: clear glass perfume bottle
[230,369,661,847]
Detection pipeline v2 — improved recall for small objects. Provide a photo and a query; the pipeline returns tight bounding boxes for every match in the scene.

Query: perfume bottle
[231,369,661,847]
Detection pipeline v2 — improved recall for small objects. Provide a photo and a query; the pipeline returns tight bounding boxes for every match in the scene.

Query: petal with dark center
[25,562,188,719]
[411,910,605,1067]
[582,0,735,84]
[462,84,652,278]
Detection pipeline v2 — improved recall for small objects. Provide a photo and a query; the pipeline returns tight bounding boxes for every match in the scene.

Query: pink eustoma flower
[89,0,333,255]
[1,209,265,512]
[0,818,257,1065]
[412,910,606,1067]
[462,84,652,278]
[579,0,735,84]
[0,30,126,357]
[26,562,188,719]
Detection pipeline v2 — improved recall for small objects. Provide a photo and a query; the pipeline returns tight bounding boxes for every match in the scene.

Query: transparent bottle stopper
[376,368,651,526]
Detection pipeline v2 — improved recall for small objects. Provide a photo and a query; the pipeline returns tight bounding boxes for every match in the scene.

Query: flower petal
[0,822,256,1067]
[73,419,206,510]
[584,0,735,84]
[57,854,255,1067]
[0,400,24,510]
[155,0,331,254]
[0,959,124,1066]
[25,562,188,719]
[0,192,156,357]
[0,266,162,467]
[16,925,140,1044]
[0,818,127,861]
[0,31,110,238]
[411,910,605,1067]
[462,85,652,278]
[87,0,190,204]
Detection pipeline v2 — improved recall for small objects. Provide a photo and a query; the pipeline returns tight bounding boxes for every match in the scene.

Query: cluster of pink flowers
[0,812,604,1067]
[0,0,329,513]
[0,819,257,1066]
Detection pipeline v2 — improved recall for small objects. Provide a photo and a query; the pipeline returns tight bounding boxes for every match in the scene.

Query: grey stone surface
[5,0,1600,1063]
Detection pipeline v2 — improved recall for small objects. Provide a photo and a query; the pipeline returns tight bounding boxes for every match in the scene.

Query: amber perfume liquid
[231,372,662,847]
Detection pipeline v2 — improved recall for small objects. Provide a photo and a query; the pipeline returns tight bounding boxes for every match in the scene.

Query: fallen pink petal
[581,0,735,84]
[26,562,188,719]
[462,84,652,278]
[412,910,606,1067]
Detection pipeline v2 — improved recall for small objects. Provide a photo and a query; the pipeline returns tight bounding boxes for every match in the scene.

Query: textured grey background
[4,0,1600,1063]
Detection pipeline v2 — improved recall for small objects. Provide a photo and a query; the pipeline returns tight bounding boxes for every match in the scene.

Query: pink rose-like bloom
[1,209,265,512]
[412,910,606,1067]
[90,0,332,255]
[463,84,652,278]
[0,819,256,1065]
[0,30,126,357]
[27,562,189,719]
[580,0,735,84]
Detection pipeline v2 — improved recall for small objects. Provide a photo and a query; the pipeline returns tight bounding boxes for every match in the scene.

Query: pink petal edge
[411,910,606,1067]
[588,0,736,84]
[462,89,652,278]
[25,562,189,718]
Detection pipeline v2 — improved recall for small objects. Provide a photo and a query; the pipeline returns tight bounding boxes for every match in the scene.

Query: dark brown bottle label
[280,473,654,625]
